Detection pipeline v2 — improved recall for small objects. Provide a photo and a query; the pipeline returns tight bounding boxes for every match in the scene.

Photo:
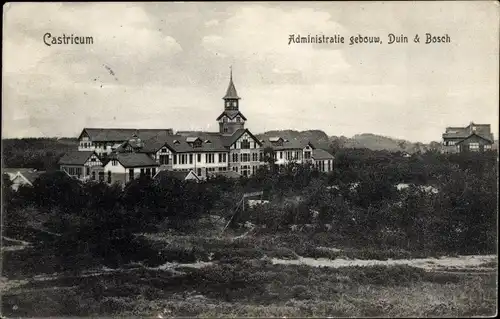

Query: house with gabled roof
[103,152,159,184]
[442,122,494,153]
[260,137,334,172]
[58,151,103,180]
[2,168,45,190]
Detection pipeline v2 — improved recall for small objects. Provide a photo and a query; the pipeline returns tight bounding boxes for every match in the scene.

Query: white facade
[78,135,121,155]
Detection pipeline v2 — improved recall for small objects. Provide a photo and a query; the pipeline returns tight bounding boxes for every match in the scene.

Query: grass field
[1,232,497,317]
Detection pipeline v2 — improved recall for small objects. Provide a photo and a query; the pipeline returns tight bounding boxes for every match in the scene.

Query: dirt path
[271,254,497,272]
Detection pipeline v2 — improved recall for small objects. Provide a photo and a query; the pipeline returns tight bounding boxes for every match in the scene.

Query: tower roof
[223,67,240,100]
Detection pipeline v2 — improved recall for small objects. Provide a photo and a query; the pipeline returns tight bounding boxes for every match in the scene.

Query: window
[189,154,193,164]
[86,167,90,175]
[236,117,241,122]
[240,139,250,149]
[304,151,311,159]
[197,168,202,176]
[173,155,177,165]
[223,153,227,162]
[161,148,167,153]
[159,155,169,165]
[107,171,112,184]
[241,153,250,162]
[206,153,215,163]
[152,168,156,177]
[193,140,202,148]
[232,153,238,162]
[223,117,228,123]
[485,144,492,150]
[252,153,258,161]
[226,101,231,108]
[259,152,264,162]
[280,152,283,159]
[197,154,201,162]
[112,159,118,166]
[92,171,96,180]
[232,101,237,107]
[140,168,145,176]
[146,168,151,177]
[99,172,104,182]
[469,142,480,151]
[241,165,249,177]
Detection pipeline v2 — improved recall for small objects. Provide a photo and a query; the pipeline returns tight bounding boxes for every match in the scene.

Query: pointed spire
[223,66,240,100]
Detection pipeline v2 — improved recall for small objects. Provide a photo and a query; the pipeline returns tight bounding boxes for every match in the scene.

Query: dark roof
[312,149,334,160]
[117,129,262,154]
[261,137,305,150]
[223,73,240,100]
[455,133,494,145]
[154,170,199,181]
[443,123,493,142]
[216,110,247,121]
[58,151,97,165]
[79,128,173,142]
[112,153,158,168]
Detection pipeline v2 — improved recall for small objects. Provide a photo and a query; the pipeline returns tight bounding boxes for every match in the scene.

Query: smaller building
[442,122,494,153]
[312,149,334,172]
[58,151,103,180]
[2,168,45,190]
[103,152,159,184]
[261,136,334,173]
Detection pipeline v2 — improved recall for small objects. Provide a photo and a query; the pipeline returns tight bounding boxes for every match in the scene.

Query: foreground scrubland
[2,149,498,317]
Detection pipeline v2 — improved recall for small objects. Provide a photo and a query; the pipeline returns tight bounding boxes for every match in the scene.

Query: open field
[1,232,497,317]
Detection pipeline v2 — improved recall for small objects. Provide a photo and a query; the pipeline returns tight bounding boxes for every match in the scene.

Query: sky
[2,1,499,143]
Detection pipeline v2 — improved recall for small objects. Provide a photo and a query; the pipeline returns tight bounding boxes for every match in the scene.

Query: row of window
[66,167,82,176]
[231,152,263,163]
[80,142,92,149]
[231,165,260,177]
[276,151,302,160]
[163,153,229,165]
[317,160,333,172]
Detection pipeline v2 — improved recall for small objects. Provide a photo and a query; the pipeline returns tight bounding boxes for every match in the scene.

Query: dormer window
[205,140,212,144]
[173,140,180,144]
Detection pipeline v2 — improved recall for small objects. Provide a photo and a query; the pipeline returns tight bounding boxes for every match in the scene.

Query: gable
[456,133,493,145]
[230,129,262,148]
[87,154,103,165]
[78,129,90,141]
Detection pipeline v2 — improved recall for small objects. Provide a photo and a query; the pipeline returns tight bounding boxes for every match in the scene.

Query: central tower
[217,67,247,134]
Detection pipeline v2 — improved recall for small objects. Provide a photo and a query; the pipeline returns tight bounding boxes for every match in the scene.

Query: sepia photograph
[1,1,498,317]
